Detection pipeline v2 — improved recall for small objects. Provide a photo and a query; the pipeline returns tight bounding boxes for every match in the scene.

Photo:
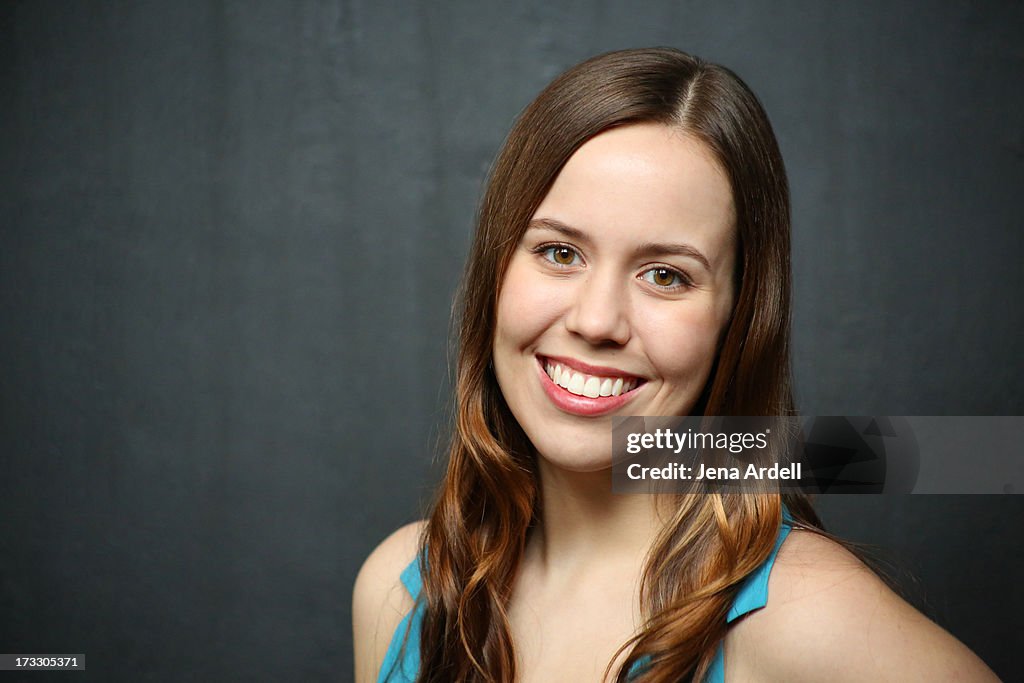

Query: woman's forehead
[532,123,736,261]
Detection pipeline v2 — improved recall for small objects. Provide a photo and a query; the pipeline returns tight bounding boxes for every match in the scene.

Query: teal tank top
[377,516,793,683]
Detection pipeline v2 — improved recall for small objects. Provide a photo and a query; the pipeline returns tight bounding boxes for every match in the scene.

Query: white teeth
[542,360,639,399]
[567,372,585,394]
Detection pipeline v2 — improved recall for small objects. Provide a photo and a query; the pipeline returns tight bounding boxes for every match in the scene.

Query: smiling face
[492,123,737,472]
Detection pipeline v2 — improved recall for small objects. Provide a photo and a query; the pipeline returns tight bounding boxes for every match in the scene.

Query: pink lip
[536,357,644,417]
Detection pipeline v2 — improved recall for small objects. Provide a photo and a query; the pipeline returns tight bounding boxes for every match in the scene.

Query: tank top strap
[399,554,423,599]
[376,556,425,683]
[704,508,794,681]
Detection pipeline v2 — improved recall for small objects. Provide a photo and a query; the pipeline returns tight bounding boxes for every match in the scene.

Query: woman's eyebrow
[527,217,712,272]
[526,217,589,242]
[633,242,711,272]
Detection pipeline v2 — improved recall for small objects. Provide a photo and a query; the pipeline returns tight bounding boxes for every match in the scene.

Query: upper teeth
[544,361,636,398]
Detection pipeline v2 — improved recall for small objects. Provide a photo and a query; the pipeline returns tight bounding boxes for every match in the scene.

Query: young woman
[353,48,998,682]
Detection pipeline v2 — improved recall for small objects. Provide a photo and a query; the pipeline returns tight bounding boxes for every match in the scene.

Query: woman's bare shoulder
[725,529,999,682]
[352,520,426,683]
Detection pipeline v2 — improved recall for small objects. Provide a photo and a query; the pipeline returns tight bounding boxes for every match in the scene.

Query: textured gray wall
[2,1,1021,680]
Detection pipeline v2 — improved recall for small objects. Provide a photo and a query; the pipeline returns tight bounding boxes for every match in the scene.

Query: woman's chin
[533,447,615,475]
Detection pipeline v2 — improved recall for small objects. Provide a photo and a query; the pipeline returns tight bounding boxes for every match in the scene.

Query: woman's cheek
[643,303,724,370]
[497,263,566,341]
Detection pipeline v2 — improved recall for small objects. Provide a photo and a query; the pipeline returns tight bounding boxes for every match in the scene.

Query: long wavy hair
[417,47,821,683]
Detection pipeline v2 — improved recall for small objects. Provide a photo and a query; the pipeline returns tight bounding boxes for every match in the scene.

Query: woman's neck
[527,457,663,577]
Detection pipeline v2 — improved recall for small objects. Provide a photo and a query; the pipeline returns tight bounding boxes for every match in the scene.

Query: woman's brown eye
[653,268,676,286]
[642,267,683,288]
[552,247,576,265]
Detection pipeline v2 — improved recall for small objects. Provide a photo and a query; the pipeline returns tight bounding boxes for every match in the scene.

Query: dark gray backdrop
[2,1,1021,681]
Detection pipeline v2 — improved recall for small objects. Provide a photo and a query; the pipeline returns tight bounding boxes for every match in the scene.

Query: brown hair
[417,47,821,683]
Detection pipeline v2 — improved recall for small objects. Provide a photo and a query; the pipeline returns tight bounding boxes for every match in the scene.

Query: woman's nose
[563,271,631,346]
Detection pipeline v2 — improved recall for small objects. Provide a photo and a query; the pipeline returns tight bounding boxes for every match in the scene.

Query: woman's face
[492,123,737,472]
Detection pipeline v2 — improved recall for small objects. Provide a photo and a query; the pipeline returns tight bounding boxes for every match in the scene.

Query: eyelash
[531,242,694,290]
